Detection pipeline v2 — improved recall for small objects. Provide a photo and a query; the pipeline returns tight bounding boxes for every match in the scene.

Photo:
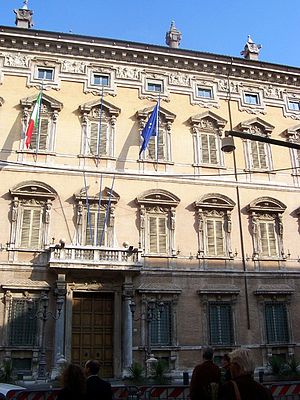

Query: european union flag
[139,103,159,155]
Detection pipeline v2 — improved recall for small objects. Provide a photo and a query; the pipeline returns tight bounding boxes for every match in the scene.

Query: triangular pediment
[136,105,176,122]
[136,189,180,206]
[190,111,227,128]
[10,181,57,199]
[237,117,274,135]
[195,193,235,210]
[79,99,120,116]
[283,123,300,139]
[74,186,120,204]
[248,196,286,213]
[20,93,63,111]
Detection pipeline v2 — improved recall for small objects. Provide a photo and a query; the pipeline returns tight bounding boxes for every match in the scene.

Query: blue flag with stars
[139,103,159,155]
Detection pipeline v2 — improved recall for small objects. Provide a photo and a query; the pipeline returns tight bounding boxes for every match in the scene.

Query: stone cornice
[1,26,300,87]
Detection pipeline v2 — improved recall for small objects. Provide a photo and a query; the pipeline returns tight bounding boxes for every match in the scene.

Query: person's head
[229,348,254,378]
[222,353,231,368]
[61,364,86,393]
[203,347,214,361]
[85,359,100,377]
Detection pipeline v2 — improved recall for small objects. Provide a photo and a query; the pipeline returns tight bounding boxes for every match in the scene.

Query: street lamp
[130,299,164,361]
[27,291,63,380]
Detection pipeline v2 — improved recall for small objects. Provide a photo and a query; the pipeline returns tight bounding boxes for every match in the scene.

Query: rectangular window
[30,116,49,151]
[259,220,278,257]
[37,68,54,81]
[148,214,168,254]
[201,133,218,165]
[209,303,234,345]
[147,127,166,161]
[197,87,213,99]
[265,303,289,344]
[85,208,107,246]
[92,74,110,86]
[206,218,225,256]
[20,208,43,249]
[244,93,260,105]
[150,302,172,346]
[88,121,109,156]
[8,299,38,346]
[250,141,269,169]
[147,81,163,92]
[288,101,300,111]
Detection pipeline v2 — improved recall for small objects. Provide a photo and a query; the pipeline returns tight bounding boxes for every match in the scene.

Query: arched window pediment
[195,193,235,210]
[20,93,63,112]
[136,189,180,207]
[248,197,286,213]
[236,117,274,136]
[79,99,120,117]
[74,186,120,205]
[136,105,176,123]
[10,181,57,200]
[189,111,227,130]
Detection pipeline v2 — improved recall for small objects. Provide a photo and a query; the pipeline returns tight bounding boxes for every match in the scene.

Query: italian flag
[25,92,42,149]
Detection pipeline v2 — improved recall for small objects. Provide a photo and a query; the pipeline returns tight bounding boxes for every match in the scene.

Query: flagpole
[100,175,115,247]
[96,174,103,246]
[97,84,104,167]
[83,172,93,244]
[156,93,161,165]
[35,80,44,162]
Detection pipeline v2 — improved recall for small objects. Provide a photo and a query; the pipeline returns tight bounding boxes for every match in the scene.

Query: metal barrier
[269,382,300,400]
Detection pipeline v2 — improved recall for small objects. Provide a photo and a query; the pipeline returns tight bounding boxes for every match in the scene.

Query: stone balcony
[48,245,142,271]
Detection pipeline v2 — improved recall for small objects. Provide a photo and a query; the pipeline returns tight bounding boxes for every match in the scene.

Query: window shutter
[157,128,165,160]
[201,133,209,163]
[89,122,99,155]
[296,149,300,168]
[149,215,167,254]
[251,141,260,169]
[206,219,224,256]
[209,303,233,345]
[260,221,278,257]
[99,123,108,156]
[259,222,268,255]
[8,299,38,346]
[267,222,277,256]
[20,208,42,248]
[147,136,156,160]
[209,134,218,164]
[32,117,49,150]
[265,303,289,344]
[96,209,106,246]
[258,142,268,169]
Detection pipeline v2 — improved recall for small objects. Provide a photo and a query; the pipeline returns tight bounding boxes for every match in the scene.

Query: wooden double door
[72,292,114,378]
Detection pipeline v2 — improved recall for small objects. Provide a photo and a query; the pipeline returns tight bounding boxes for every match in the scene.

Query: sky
[1,0,300,68]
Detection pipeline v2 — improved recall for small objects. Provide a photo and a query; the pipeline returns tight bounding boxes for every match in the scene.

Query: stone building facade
[0,4,300,380]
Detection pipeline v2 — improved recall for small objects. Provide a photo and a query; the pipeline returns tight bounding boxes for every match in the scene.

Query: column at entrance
[122,277,134,376]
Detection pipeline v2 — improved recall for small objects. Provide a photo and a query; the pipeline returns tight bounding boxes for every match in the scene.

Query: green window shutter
[209,303,233,345]
[8,299,38,346]
[265,303,289,344]
[31,117,49,150]
[20,208,42,248]
[206,219,224,256]
[150,303,172,346]
[99,123,108,156]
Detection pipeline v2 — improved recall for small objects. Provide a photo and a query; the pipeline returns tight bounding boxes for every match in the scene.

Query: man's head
[203,347,214,361]
[85,360,100,377]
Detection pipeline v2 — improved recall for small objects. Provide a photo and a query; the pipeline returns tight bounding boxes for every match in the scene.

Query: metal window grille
[8,299,38,346]
[209,302,234,345]
[150,302,172,346]
[265,303,289,344]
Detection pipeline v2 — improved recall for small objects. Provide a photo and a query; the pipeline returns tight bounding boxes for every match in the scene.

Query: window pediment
[74,186,120,204]
[136,189,180,207]
[10,181,57,200]
[248,197,286,213]
[136,105,176,123]
[283,124,300,140]
[236,117,274,136]
[195,193,235,210]
[20,93,63,111]
[189,111,227,130]
[79,98,120,117]
[197,284,240,295]
[254,285,294,296]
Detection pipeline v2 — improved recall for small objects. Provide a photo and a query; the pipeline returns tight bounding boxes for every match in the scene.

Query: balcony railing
[48,245,142,270]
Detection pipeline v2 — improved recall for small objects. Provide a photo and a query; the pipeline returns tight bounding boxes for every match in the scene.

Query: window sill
[17,150,56,156]
[7,247,47,252]
[252,256,286,261]
[138,159,174,165]
[193,163,226,169]
[244,168,275,174]
[197,254,234,260]
[78,154,116,160]
[143,254,177,258]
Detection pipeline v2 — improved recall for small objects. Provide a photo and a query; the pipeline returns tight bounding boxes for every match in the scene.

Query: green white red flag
[25,92,42,149]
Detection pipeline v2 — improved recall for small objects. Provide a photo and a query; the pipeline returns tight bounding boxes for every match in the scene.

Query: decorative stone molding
[84,65,116,96]
[190,79,220,108]
[139,72,170,101]
[4,52,30,68]
[282,91,300,120]
[27,58,61,90]
[115,66,141,80]
[61,59,86,74]
[237,85,266,114]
